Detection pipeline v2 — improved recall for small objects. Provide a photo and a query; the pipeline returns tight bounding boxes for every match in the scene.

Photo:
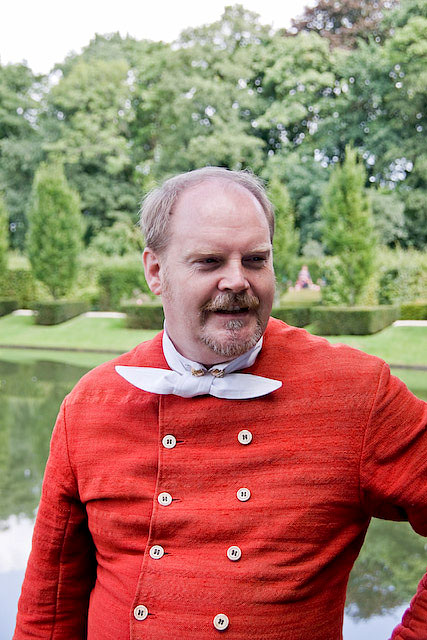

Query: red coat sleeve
[13,399,96,639]
[389,571,427,640]
[360,363,427,639]
[360,363,427,534]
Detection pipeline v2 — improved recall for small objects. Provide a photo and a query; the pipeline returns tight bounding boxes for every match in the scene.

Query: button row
[148,543,242,562]
[147,429,252,631]
[157,487,251,506]
[162,430,253,449]
[134,606,229,630]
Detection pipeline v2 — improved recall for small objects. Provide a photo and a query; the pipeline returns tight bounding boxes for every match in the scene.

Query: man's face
[143,179,275,365]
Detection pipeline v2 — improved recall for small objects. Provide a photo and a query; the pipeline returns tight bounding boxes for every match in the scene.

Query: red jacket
[14,319,427,639]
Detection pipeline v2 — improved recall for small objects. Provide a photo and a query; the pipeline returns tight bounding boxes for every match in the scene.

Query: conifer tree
[27,163,82,299]
[321,146,375,305]
[268,177,300,289]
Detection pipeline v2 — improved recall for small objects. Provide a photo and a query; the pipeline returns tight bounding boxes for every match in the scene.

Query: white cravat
[115,329,282,400]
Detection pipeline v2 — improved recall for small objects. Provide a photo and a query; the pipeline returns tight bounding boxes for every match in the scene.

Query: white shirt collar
[162,324,263,377]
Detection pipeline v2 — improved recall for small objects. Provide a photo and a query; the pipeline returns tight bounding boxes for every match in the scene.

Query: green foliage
[268,178,299,286]
[89,215,144,256]
[98,263,150,310]
[369,189,406,246]
[122,303,165,329]
[271,306,311,327]
[0,268,38,307]
[0,299,18,316]
[400,301,427,320]
[0,4,426,255]
[400,155,427,249]
[312,305,400,335]
[321,146,376,305]
[0,193,8,275]
[259,31,336,154]
[34,300,90,325]
[377,247,427,304]
[0,62,43,250]
[27,163,83,299]
[264,151,330,246]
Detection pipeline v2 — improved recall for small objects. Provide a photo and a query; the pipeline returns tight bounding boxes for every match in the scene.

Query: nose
[218,261,250,292]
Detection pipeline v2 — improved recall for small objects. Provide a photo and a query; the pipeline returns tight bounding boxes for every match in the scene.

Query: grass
[279,288,321,306]
[312,325,427,366]
[0,314,156,352]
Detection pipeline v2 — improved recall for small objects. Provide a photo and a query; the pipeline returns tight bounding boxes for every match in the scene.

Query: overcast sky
[2,0,312,74]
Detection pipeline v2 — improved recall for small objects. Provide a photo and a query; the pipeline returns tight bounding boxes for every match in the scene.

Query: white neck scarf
[115,329,282,400]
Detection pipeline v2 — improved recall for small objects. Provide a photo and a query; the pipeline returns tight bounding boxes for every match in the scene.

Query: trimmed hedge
[271,306,311,327]
[123,305,313,330]
[400,301,427,320]
[122,303,165,329]
[98,265,149,310]
[34,301,90,325]
[0,269,37,308]
[0,298,18,316]
[311,305,400,335]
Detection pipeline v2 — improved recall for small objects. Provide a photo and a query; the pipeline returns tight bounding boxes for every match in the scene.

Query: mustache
[201,292,260,313]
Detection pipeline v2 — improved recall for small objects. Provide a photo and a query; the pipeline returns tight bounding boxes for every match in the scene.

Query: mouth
[214,307,250,314]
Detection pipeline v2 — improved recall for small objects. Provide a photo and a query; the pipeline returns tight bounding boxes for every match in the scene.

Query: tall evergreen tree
[27,163,82,299]
[321,146,375,305]
[268,177,300,288]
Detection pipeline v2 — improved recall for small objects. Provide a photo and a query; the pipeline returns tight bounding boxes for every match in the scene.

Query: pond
[1,355,425,639]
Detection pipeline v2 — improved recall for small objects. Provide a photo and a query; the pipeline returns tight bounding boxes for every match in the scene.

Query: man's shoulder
[264,316,385,374]
[65,330,165,404]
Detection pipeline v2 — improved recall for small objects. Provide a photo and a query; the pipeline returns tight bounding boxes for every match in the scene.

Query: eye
[244,255,267,266]
[195,257,221,269]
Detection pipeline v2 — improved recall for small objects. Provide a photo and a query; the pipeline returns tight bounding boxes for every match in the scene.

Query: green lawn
[0,314,156,352]
[0,314,425,398]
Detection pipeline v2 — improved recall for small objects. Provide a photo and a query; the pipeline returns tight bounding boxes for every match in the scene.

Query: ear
[143,247,163,296]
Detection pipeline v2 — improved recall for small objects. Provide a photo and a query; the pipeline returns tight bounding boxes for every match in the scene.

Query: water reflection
[1,357,425,639]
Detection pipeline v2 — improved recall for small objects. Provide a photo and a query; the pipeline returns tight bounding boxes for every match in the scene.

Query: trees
[0,193,8,276]
[290,0,399,48]
[267,178,299,287]
[321,146,375,305]
[0,62,43,249]
[27,163,82,298]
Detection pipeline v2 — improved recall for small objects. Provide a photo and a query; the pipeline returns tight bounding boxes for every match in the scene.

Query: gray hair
[140,167,275,254]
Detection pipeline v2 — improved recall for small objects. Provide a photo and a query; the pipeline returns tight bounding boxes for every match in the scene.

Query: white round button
[236,487,251,502]
[134,604,148,620]
[149,544,165,559]
[213,613,229,631]
[237,429,253,445]
[162,434,177,449]
[227,546,242,561]
[158,492,173,506]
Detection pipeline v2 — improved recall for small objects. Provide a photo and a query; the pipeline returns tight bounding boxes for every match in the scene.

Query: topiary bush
[0,269,38,308]
[98,265,150,310]
[34,301,90,325]
[400,301,427,321]
[311,306,400,335]
[271,306,312,327]
[121,304,164,329]
[0,299,18,316]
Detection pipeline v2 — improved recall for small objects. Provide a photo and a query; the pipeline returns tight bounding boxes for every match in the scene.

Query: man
[14,167,427,639]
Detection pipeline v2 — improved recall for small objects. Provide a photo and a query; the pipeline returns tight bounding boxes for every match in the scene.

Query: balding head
[140,167,275,254]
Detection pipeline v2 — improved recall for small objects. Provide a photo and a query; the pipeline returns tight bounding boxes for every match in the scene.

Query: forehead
[170,179,269,238]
